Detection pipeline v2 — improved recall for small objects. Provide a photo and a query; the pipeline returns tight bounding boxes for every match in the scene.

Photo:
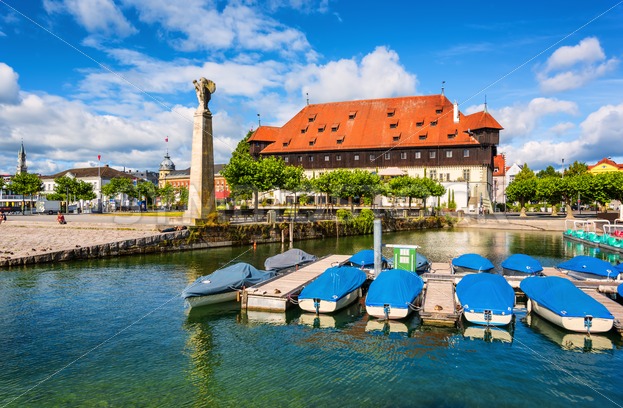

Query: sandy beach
[0,214,177,262]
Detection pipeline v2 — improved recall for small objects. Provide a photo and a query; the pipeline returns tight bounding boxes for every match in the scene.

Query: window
[298,156,303,163]
[336,154,341,161]
[415,151,421,159]
[463,149,470,157]
[387,108,395,117]
[429,151,436,159]
[336,136,345,145]
[309,156,314,162]
[446,150,452,158]
[308,114,317,122]
[301,126,308,134]
[385,153,391,160]
[419,134,427,140]
[282,141,289,147]
[331,123,340,132]
[369,154,375,161]
[318,124,326,132]
[354,154,360,161]
[309,139,315,146]
[400,152,407,160]
[463,169,470,181]
[284,157,289,163]
[430,120,438,126]
[448,133,456,139]
[436,108,443,114]
[324,155,330,162]
[430,170,437,179]
[416,121,424,127]
[393,135,401,142]
[348,111,357,120]
[389,121,399,129]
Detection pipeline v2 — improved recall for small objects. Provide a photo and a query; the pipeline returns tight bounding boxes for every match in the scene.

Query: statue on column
[193,77,216,110]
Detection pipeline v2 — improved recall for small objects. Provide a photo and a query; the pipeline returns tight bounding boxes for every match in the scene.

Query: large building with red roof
[248,93,503,211]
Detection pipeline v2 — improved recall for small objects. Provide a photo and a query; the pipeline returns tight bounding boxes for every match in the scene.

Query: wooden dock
[419,278,460,326]
[582,289,623,336]
[243,254,350,312]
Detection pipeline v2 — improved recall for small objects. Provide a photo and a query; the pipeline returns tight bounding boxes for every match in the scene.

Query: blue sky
[0,0,622,176]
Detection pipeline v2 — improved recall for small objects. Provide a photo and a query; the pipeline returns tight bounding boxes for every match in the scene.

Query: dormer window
[317,124,326,133]
[393,134,401,142]
[348,111,357,120]
[387,108,395,117]
[301,126,308,134]
[336,135,345,145]
[331,123,340,132]
[309,138,316,146]
[447,133,456,139]
[389,120,399,129]
[416,120,424,127]
[419,133,427,140]
[308,114,317,122]
[436,109,443,114]
[430,120,438,127]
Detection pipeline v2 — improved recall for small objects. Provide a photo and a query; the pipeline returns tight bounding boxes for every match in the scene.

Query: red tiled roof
[248,94,503,154]
[493,155,506,176]
[588,157,623,170]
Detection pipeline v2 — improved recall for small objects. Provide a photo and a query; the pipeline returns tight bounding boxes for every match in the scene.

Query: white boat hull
[299,288,360,314]
[528,299,613,333]
[185,290,239,308]
[463,310,513,326]
[365,304,411,320]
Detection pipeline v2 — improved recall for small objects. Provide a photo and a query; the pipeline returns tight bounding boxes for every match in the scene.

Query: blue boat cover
[416,253,431,272]
[264,248,317,271]
[456,273,515,315]
[182,263,275,299]
[618,283,623,298]
[452,253,495,272]
[520,276,613,319]
[299,266,367,302]
[501,254,543,274]
[348,249,390,268]
[365,269,424,309]
[557,255,619,279]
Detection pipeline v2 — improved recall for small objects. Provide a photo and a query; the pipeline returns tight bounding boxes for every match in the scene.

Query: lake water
[1,229,622,408]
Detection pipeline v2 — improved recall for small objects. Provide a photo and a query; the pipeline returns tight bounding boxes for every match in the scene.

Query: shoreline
[0,213,576,267]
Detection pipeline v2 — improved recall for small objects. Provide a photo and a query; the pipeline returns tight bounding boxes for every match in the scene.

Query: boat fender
[526,300,532,313]
[314,298,320,315]
[383,304,391,320]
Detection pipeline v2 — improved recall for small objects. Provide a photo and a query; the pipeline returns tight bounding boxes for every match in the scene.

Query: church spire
[17,142,27,174]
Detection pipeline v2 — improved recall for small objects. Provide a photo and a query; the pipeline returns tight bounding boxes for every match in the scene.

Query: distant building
[588,157,623,174]
[492,154,506,209]
[16,142,27,174]
[157,152,229,203]
[248,93,503,212]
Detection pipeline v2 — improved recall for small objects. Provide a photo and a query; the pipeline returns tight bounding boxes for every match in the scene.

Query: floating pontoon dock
[243,254,350,312]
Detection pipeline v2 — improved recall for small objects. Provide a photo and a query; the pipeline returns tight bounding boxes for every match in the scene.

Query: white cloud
[0,63,21,105]
[500,103,623,170]
[288,46,417,104]
[486,97,578,142]
[44,0,136,37]
[549,122,575,135]
[537,37,618,92]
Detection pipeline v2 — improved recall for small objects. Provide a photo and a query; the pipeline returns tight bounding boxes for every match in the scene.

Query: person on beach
[57,211,67,225]
[0,211,3,224]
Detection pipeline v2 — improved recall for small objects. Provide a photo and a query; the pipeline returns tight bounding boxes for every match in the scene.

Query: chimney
[453,101,459,123]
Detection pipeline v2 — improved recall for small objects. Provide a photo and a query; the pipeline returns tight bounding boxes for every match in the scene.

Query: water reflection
[563,240,622,264]
[297,302,365,329]
[461,324,514,344]
[525,313,615,354]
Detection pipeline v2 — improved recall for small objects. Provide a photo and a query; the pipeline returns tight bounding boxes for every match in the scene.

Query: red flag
[98,155,101,161]
[165,136,168,143]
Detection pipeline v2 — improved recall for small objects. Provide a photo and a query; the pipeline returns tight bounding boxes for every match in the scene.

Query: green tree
[136,181,157,210]
[158,183,176,210]
[564,161,588,177]
[536,165,561,179]
[421,177,445,214]
[535,177,563,216]
[9,173,43,214]
[596,171,623,217]
[175,185,188,209]
[505,164,536,216]
[46,176,79,202]
[101,177,136,211]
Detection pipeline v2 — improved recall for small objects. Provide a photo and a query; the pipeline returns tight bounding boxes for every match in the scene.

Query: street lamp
[97,155,102,213]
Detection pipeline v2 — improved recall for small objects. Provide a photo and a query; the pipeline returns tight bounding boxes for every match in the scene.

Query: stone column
[185,78,217,224]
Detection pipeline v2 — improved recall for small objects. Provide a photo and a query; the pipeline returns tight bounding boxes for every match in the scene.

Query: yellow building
[587,157,623,174]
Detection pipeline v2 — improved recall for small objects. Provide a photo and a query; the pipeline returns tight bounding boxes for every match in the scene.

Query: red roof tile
[493,155,506,176]
[248,94,502,154]
[588,157,623,170]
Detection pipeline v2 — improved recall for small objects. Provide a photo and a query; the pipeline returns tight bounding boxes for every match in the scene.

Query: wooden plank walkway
[419,278,460,327]
[582,289,623,336]
[243,254,351,312]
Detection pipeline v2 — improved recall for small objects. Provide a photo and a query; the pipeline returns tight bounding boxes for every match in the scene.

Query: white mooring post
[373,218,382,276]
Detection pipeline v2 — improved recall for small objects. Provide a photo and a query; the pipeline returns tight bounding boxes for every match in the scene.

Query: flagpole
[98,154,102,213]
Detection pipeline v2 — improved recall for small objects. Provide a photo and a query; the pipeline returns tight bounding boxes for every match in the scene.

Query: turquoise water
[1,229,622,407]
